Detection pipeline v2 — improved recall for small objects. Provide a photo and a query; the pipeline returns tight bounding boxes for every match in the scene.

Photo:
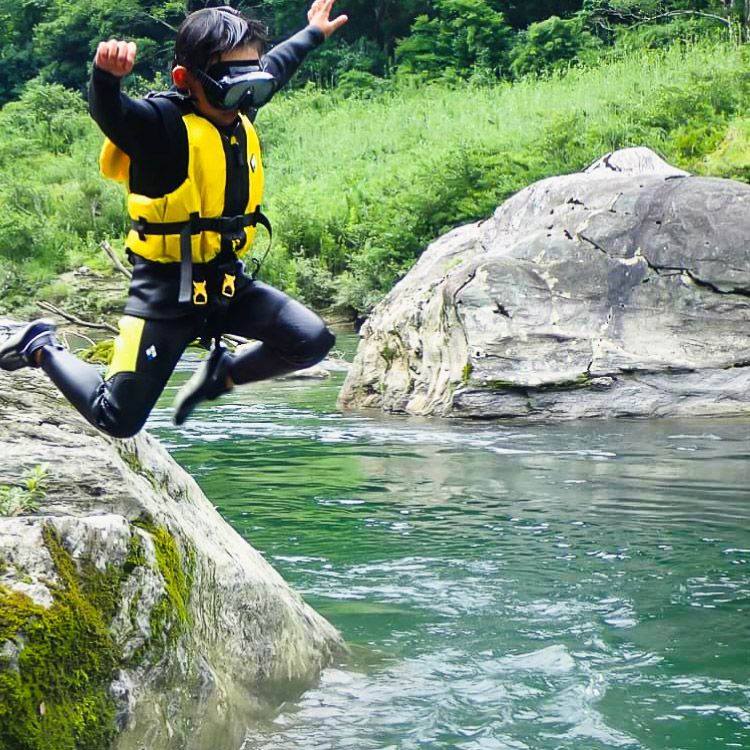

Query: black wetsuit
[39,26,335,438]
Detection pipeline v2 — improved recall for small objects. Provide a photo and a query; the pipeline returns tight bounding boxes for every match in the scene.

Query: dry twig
[100,240,132,280]
[35,301,118,334]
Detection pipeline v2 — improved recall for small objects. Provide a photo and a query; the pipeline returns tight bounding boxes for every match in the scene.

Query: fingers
[328,13,348,34]
[94,39,137,77]
[307,0,328,19]
[308,0,348,38]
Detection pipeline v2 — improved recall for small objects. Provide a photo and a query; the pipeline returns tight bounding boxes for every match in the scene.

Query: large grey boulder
[0,337,347,750]
[339,147,750,419]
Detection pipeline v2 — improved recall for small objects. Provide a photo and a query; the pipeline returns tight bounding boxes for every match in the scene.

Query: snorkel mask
[194,60,277,112]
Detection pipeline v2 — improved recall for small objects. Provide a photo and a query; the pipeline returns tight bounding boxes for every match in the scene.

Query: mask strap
[193,68,224,104]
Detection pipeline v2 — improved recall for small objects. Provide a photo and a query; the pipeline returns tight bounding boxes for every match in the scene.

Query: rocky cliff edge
[0,337,347,750]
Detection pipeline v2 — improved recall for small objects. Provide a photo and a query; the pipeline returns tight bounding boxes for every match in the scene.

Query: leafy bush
[614,17,725,51]
[0,465,48,516]
[510,15,602,79]
[0,79,125,312]
[337,70,392,99]
[395,0,513,79]
[0,79,88,156]
[695,117,750,181]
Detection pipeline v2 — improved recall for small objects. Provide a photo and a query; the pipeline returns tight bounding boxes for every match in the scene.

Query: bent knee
[290,326,335,367]
[275,299,336,366]
[95,393,149,439]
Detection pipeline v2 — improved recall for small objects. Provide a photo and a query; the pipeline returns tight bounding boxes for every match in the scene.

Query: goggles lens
[199,60,276,111]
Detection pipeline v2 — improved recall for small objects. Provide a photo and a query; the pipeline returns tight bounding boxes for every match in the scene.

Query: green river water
[148,335,750,750]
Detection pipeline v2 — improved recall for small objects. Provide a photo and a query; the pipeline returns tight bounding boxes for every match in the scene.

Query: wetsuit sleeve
[262,25,325,91]
[89,67,187,198]
[88,66,161,155]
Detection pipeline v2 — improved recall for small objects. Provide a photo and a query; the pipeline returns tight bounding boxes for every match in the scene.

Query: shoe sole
[0,330,31,371]
[0,320,56,372]
[172,347,229,425]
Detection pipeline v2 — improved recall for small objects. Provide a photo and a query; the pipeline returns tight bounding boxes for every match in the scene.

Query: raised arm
[262,0,348,90]
[308,0,348,38]
[88,39,161,155]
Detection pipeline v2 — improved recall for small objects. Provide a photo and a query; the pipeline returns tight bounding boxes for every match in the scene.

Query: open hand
[94,39,137,77]
[308,0,348,38]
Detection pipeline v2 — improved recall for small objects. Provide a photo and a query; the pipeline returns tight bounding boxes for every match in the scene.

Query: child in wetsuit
[0,1,347,437]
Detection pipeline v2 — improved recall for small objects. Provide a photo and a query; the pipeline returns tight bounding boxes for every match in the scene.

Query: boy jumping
[0,1,347,437]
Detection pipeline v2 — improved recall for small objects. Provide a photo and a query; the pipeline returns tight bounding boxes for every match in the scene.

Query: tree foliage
[511,15,601,78]
[3,0,742,102]
[395,0,513,79]
[1,0,748,316]
[0,0,182,101]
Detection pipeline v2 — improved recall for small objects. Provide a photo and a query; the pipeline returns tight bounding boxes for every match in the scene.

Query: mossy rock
[79,339,114,366]
[0,520,194,750]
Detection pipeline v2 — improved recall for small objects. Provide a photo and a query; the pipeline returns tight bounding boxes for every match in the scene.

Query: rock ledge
[339,148,750,420]
[0,337,346,750]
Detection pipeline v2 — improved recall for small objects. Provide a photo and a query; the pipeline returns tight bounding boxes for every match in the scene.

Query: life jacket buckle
[222,273,236,298]
[193,280,208,305]
[133,217,147,242]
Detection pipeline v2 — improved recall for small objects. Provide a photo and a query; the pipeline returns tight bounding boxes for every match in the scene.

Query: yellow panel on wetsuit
[107,316,146,379]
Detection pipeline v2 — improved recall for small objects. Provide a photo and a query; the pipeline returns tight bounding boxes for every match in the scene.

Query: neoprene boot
[172,344,233,425]
[0,319,57,371]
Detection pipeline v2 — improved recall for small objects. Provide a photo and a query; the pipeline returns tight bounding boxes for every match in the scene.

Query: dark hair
[173,6,268,70]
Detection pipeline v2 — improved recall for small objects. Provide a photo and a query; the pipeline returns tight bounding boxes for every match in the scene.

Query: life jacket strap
[132,210,271,239]
[179,216,198,304]
[130,209,272,304]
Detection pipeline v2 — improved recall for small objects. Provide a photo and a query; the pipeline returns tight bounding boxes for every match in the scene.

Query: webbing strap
[178,216,196,304]
[131,210,269,239]
[131,208,272,304]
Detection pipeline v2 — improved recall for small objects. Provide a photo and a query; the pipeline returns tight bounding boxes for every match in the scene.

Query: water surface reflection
[149,356,750,750]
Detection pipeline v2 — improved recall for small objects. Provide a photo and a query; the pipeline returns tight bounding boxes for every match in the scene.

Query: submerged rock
[339,147,750,420]
[0,341,347,750]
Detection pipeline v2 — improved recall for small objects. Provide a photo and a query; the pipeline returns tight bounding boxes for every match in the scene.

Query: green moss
[78,339,114,366]
[127,588,142,631]
[0,525,127,750]
[117,446,159,490]
[486,373,592,392]
[124,533,146,574]
[132,516,195,662]
[462,360,473,383]
[380,341,397,366]
[120,447,143,475]
[443,256,465,274]
[0,518,196,747]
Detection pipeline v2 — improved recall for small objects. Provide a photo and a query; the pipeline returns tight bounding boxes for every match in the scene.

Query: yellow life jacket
[99,98,270,302]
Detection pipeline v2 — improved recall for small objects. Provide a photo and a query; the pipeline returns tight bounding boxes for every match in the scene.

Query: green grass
[2,40,750,317]
[256,40,750,310]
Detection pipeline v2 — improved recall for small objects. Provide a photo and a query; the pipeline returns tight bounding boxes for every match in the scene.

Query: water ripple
[148,353,750,750]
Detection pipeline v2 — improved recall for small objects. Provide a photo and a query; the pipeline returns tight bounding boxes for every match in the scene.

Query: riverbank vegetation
[2,2,750,317]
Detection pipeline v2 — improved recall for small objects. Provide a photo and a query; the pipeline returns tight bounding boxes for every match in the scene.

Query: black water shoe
[0,319,57,371]
[172,345,233,425]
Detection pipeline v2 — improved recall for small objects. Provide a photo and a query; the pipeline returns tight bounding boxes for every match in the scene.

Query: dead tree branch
[630,10,731,28]
[35,301,119,335]
[100,240,132,280]
[591,9,731,33]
